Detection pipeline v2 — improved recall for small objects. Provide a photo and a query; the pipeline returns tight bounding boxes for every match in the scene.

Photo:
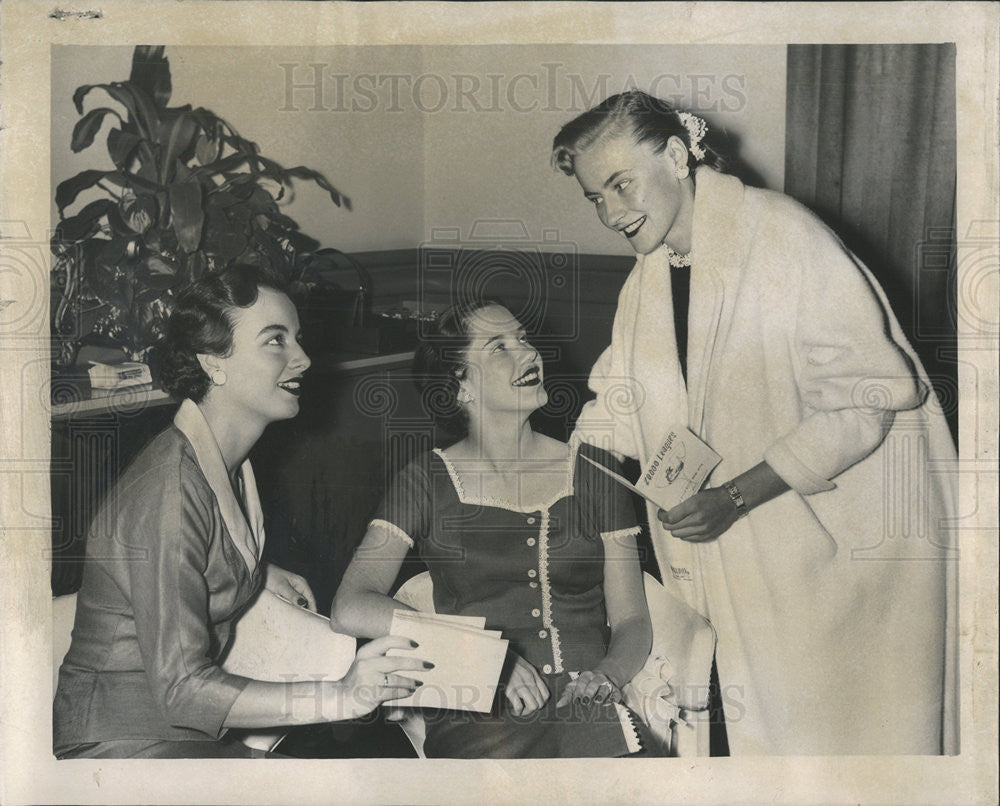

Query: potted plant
[51,45,349,373]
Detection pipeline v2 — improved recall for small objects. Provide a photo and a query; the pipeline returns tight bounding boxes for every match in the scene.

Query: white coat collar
[173,398,266,575]
[686,168,746,433]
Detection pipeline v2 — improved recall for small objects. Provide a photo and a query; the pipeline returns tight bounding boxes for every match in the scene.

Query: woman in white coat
[551,90,958,755]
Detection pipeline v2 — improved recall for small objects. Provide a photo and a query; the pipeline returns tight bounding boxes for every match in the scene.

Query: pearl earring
[675,163,690,180]
[211,369,227,386]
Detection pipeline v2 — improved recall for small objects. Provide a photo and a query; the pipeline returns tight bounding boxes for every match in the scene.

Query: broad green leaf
[185,250,209,284]
[107,128,142,169]
[56,170,114,212]
[73,83,159,142]
[105,204,133,237]
[169,181,204,252]
[173,159,195,183]
[71,108,124,153]
[54,199,115,243]
[195,133,220,165]
[161,112,199,182]
[129,46,172,108]
[119,191,157,234]
[155,190,170,229]
[137,254,180,290]
[193,152,253,179]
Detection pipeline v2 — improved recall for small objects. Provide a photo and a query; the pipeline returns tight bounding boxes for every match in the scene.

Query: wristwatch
[722,480,749,518]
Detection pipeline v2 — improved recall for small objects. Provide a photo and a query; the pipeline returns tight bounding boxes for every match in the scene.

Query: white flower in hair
[677,112,708,161]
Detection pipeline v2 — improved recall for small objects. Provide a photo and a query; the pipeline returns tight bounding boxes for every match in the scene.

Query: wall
[51,45,426,252]
[421,44,786,254]
[51,44,786,256]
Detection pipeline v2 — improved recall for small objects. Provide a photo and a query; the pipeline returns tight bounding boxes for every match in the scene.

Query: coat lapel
[173,399,266,575]
[687,168,745,436]
[630,247,688,457]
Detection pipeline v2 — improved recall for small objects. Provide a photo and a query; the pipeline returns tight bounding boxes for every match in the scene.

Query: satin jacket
[54,400,265,751]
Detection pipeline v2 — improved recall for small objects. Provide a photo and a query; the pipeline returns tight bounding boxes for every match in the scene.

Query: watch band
[723,480,749,518]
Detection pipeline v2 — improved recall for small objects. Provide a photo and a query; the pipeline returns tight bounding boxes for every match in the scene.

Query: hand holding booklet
[583,424,722,512]
[386,610,509,713]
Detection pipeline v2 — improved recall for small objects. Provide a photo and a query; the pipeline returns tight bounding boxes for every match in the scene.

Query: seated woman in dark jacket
[54,265,426,759]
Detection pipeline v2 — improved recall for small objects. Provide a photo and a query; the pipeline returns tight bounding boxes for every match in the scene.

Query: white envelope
[386,610,509,713]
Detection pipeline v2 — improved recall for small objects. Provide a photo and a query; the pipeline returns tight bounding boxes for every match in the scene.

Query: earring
[211,369,227,387]
[460,391,475,404]
[675,163,690,180]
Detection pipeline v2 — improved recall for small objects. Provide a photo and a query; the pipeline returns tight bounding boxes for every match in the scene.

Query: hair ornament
[677,111,708,161]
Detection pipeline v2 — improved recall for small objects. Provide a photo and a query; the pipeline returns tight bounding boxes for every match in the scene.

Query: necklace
[665,246,691,268]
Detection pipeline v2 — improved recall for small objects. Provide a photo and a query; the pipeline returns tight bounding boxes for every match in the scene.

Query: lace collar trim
[432,441,580,513]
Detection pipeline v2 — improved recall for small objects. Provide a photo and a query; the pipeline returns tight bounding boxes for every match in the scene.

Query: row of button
[528,512,552,676]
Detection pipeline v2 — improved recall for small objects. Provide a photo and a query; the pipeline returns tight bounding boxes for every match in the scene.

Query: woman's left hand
[556,670,622,708]
[657,487,739,542]
[265,563,317,611]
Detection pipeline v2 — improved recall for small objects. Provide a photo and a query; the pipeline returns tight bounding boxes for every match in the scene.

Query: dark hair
[551,90,726,177]
[412,297,507,439]
[159,264,290,402]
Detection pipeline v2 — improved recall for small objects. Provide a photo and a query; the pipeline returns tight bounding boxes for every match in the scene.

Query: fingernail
[422,661,435,669]
[409,640,419,648]
[296,597,308,607]
[582,697,590,705]
[413,680,424,687]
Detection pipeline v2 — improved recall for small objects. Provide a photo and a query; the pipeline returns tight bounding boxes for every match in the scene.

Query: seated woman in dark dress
[53,265,427,759]
[331,300,665,758]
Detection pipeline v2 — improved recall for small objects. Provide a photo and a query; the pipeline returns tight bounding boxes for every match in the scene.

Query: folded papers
[222,591,356,683]
[583,424,722,512]
[386,609,508,713]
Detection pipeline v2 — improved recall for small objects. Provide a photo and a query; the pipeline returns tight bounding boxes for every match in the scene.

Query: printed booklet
[583,424,722,512]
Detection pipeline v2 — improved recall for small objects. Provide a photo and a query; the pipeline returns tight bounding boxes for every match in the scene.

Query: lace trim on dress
[432,445,578,513]
[599,525,642,544]
[369,518,414,549]
[537,509,564,674]
[614,702,644,754]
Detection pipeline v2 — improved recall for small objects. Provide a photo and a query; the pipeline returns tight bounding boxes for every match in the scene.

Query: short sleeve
[370,455,433,549]
[576,443,641,542]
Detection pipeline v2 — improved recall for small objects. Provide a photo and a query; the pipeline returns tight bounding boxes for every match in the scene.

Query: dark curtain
[785,44,957,440]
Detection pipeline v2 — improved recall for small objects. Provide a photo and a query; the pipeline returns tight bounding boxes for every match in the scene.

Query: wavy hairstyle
[413,297,508,440]
[551,90,726,177]
[159,264,290,403]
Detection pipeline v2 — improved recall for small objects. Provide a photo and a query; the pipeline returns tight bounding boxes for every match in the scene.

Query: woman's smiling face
[572,132,694,256]
[459,304,547,418]
[210,286,311,428]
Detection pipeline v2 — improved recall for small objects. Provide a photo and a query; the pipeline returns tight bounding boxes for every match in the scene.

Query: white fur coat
[575,168,959,755]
